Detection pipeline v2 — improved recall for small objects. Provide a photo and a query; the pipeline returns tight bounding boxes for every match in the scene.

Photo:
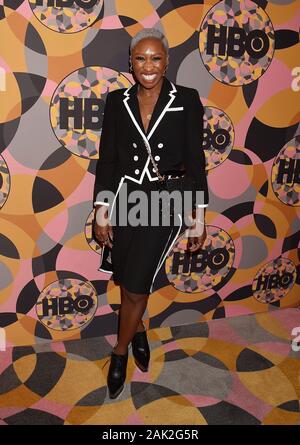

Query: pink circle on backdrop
[209,159,251,199]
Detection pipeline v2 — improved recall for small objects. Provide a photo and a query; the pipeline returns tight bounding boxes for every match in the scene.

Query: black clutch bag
[93,221,114,273]
[98,243,113,273]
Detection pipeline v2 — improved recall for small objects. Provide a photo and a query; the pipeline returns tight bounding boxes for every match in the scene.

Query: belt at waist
[161,169,186,179]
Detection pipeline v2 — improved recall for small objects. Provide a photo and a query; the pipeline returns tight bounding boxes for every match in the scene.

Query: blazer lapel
[145,77,172,136]
[123,77,177,141]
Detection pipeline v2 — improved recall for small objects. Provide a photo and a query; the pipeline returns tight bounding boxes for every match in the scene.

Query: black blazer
[93,76,209,208]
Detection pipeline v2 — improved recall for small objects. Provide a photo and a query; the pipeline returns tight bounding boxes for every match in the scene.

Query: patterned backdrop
[0,0,299,347]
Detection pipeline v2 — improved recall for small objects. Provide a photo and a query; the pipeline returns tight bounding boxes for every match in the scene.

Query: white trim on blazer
[122,81,178,184]
[149,213,183,294]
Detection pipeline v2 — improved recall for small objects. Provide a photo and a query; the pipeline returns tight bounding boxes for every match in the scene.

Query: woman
[93,28,209,399]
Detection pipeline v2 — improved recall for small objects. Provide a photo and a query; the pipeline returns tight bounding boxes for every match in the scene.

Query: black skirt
[98,177,191,294]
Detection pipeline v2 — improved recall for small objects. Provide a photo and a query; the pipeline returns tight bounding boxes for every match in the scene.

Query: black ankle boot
[132,330,150,372]
[107,350,128,399]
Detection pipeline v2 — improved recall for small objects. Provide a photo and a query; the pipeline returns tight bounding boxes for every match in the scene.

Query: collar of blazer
[123,76,177,142]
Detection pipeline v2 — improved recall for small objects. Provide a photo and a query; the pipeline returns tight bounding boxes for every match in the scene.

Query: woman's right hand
[93,205,113,249]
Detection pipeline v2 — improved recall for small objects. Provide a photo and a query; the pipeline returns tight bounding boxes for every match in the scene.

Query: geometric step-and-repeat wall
[0,0,299,346]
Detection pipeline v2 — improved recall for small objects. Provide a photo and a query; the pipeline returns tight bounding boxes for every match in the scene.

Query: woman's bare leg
[113,285,149,355]
[120,285,145,333]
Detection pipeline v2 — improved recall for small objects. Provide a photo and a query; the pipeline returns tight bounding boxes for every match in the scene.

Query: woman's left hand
[186,224,207,252]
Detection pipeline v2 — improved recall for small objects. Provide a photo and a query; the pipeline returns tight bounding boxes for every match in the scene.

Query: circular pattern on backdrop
[199,0,275,86]
[85,209,101,254]
[0,155,11,208]
[165,225,235,293]
[50,67,131,159]
[204,107,234,170]
[271,135,300,206]
[252,258,297,303]
[0,1,24,21]
[0,69,22,123]
[36,278,98,331]
[28,0,103,34]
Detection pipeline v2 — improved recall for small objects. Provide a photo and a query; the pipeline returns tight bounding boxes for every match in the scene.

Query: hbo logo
[171,247,230,274]
[207,24,269,59]
[60,97,105,130]
[41,295,94,316]
[35,0,98,7]
[254,271,294,292]
[277,158,300,185]
[203,127,230,151]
